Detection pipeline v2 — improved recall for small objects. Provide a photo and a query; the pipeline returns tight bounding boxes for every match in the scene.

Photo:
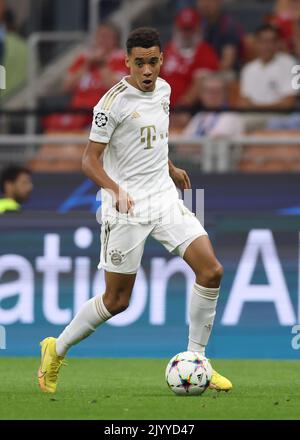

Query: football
[165,351,212,396]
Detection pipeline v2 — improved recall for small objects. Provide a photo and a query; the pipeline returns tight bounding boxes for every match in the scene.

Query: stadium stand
[238,129,300,172]
[1,0,300,173]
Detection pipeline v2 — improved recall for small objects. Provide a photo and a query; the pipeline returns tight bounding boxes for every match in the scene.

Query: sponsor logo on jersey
[141,125,157,149]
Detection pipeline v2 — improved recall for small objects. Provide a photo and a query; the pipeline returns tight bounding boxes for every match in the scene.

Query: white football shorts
[98,199,207,274]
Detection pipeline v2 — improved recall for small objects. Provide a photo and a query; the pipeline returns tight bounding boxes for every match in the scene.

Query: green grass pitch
[0,358,299,420]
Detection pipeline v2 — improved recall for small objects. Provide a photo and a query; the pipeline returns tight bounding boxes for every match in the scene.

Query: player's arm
[168,159,191,190]
[82,140,134,213]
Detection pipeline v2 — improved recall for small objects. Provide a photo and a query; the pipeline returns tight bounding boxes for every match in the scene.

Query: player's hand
[170,166,191,190]
[115,189,135,214]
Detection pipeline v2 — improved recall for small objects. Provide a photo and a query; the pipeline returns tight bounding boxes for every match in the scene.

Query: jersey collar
[122,77,157,97]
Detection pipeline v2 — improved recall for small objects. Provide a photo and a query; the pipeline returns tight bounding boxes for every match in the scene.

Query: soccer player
[38,27,232,394]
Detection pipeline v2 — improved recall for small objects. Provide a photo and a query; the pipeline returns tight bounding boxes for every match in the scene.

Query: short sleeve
[89,107,119,144]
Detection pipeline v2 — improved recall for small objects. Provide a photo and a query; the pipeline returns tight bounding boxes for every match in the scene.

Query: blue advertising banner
[23,172,300,214]
[0,208,299,359]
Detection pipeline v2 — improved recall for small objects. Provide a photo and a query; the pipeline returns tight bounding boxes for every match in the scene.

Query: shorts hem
[173,231,208,258]
[97,263,138,275]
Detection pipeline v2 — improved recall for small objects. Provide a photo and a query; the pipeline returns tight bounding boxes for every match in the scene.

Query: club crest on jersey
[95,112,108,128]
[161,99,169,115]
[109,249,125,266]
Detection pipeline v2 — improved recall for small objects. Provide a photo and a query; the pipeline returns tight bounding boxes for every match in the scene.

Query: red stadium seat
[28,130,87,172]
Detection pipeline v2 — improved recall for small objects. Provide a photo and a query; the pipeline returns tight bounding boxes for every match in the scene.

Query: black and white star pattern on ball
[95,112,108,128]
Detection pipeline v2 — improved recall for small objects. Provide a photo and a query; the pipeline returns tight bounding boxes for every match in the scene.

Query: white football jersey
[89,76,179,223]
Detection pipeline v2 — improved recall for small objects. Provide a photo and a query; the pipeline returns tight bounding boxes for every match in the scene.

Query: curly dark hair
[0,165,31,193]
[126,27,161,54]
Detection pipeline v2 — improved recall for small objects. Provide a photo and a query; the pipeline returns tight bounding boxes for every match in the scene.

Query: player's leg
[182,235,223,354]
[152,201,232,391]
[38,271,136,393]
[152,216,220,357]
[38,221,149,393]
[55,271,136,357]
[182,235,232,391]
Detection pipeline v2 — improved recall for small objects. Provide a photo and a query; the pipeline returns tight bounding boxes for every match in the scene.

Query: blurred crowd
[39,0,300,136]
[0,0,27,98]
[42,22,129,132]
[0,0,300,171]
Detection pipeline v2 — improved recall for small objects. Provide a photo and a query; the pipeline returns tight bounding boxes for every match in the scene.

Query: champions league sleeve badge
[95,112,109,128]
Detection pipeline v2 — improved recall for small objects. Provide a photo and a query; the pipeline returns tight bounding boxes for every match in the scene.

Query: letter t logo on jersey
[141,125,157,149]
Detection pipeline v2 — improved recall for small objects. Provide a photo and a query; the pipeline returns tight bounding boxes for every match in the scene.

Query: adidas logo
[131,111,141,119]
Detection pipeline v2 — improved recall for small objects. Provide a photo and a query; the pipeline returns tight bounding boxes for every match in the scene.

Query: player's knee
[108,297,130,315]
[116,297,130,314]
[208,263,224,285]
[198,263,224,287]
[103,286,132,315]
[103,296,130,315]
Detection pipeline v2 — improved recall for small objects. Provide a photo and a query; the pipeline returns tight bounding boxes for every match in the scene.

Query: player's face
[10,173,33,203]
[125,46,163,92]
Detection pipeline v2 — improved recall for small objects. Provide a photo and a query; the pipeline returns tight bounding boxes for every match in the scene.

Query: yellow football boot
[38,337,65,393]
[209,369,233,392]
